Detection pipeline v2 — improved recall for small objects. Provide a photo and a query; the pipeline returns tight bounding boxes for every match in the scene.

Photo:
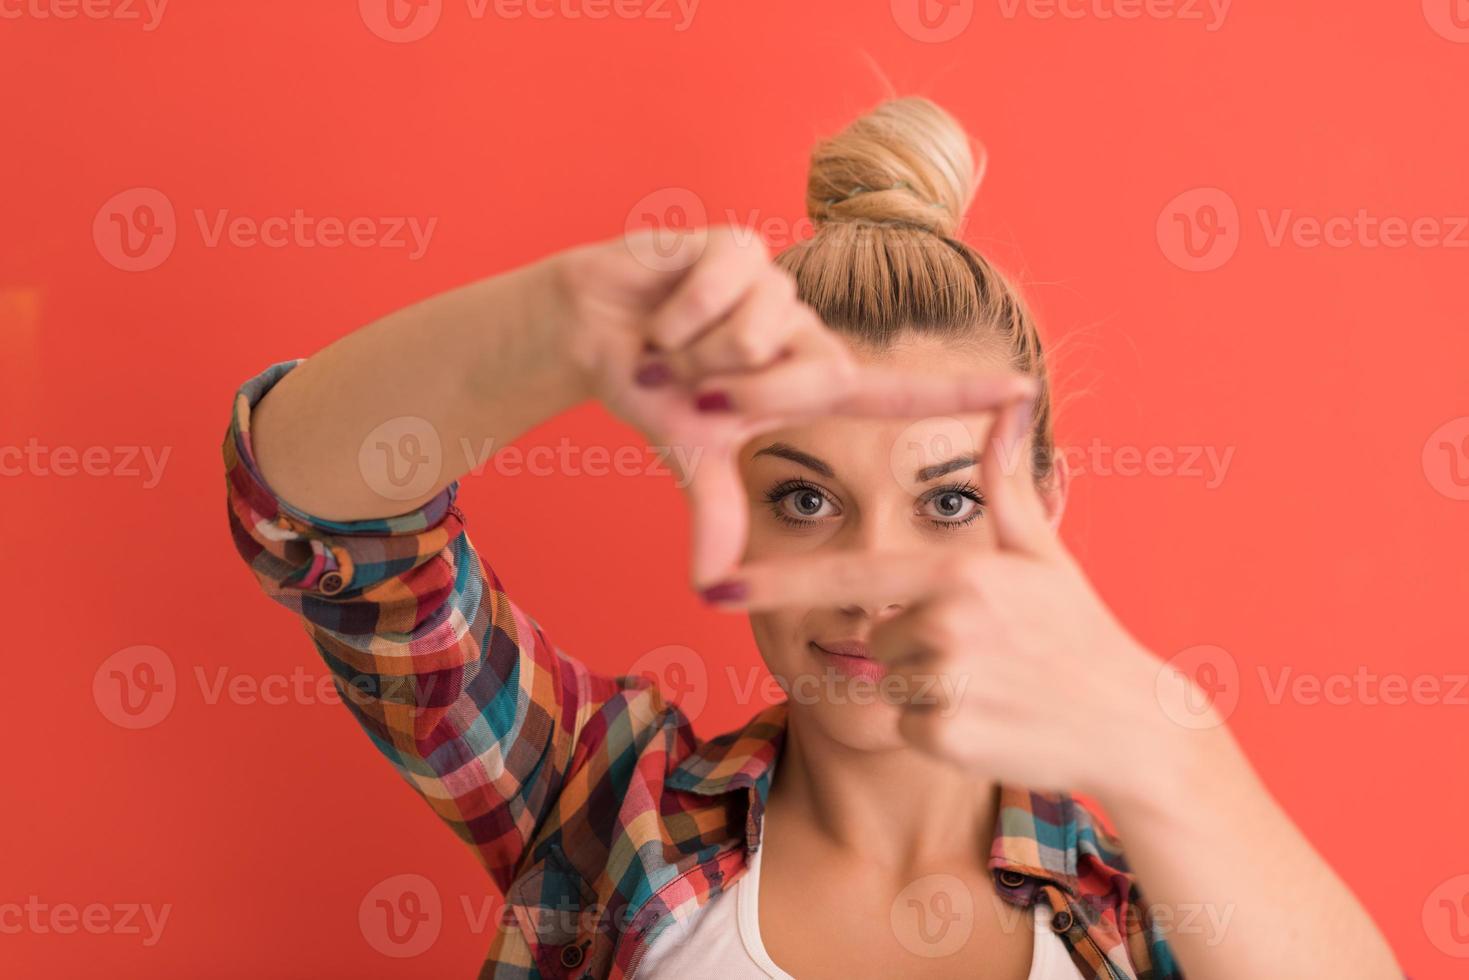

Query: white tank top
[638,829,1086,979]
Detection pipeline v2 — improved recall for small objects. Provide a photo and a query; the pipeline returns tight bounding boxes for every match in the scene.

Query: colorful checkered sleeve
[222,360,632,892]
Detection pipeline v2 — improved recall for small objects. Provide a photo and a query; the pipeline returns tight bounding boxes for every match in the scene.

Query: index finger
[978,399,1061,557]
[701,550,965,611]
[734,364,1039,443]
[825,366,1037,419]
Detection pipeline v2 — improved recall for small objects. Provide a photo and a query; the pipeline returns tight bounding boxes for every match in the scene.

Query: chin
[789,694,906,753]
[770,641,909,752]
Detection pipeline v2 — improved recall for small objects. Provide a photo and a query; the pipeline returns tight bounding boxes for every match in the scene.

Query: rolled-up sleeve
[222,360,628,891]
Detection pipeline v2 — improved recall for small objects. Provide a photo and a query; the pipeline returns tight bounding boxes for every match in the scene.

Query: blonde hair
[774,98,1055,482]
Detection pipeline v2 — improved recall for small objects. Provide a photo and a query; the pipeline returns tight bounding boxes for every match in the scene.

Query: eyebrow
[753,443,834,478]
[752,442,978,483]
[914,454,978,482]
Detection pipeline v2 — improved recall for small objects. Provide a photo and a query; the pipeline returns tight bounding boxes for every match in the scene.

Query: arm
[1096,710,1403,980]
[224,229,870,888]
[224,256,624,889]
[249,259,581,522]
[718,400,1403,979]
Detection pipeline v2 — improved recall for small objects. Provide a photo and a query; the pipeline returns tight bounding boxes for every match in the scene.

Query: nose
[833,511,911,621]
[839,600,905,622]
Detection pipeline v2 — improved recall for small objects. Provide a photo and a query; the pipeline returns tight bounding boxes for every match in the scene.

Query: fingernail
[699,580,748,605]
[635,362,672,387]
[695,391,733,413]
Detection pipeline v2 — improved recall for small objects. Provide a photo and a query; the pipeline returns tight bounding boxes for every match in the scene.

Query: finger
[646,228,771,351]
[693,362,1034,428]
[690,322,859,418]
[663,269,804,382]
[979,399,1058,556]
[685,450,749,589]
[702,550,974,610]
[826,366,1037,419]
[897,710,985,767]
[868,604,948,669]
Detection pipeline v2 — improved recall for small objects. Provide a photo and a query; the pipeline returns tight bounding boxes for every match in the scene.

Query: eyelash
[763,478,986,530]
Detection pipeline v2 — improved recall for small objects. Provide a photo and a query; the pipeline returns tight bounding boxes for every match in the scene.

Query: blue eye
[764,479,840,526]
[919,484,985,527]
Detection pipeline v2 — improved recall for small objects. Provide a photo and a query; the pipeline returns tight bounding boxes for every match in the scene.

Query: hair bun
[806,97,981,237]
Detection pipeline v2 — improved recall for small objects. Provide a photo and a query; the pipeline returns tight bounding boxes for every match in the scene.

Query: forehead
[850,329,1009,374]
[739,330,1010,483]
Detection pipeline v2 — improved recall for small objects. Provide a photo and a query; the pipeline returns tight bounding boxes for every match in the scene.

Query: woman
[223,99,1401,978]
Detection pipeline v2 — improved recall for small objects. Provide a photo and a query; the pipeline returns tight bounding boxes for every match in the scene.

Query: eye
[765,479,841,526]
[919,484,984,527]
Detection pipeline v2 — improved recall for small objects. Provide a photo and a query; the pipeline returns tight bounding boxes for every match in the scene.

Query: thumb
[685,449,748,589]
[979,399,1058,556]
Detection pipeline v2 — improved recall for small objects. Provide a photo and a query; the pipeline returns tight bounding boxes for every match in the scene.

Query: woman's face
[737,331,1055,752]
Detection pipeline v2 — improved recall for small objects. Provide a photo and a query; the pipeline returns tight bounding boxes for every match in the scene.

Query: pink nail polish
[695,391,732,412]
[700,580,748,604]
[635,362,672,387]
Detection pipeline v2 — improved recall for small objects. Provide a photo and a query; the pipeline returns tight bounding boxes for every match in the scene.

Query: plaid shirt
[224,361,1183,979]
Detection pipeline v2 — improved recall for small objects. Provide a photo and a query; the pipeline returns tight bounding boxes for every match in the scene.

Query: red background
[3,1,1467,976]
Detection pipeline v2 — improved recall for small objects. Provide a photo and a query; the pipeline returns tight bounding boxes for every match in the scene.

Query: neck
[765,706,999,872]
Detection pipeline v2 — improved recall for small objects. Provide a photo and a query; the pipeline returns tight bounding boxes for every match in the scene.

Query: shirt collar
[666,702,1108,899]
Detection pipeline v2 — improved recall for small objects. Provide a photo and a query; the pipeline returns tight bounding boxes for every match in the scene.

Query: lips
[810,639,886,682]
[812,639,873,660]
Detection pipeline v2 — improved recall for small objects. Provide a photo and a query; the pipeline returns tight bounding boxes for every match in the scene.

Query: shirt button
[1051,908,1074,933]
[558,943,585,969]
[318,571,346,596]
[998,870,1027,889]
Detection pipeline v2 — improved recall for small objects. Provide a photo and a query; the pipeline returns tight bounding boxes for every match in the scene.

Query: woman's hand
[709,399,1206,808]
[548,226,1037,586]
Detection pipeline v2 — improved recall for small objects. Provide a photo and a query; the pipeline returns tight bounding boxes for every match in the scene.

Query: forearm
[1101,716,1401,979]
[252,256,586,521]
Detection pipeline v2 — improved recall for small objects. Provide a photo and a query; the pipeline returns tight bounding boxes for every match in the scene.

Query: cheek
[748,610,807,670]
[742,507,808,561]
[742,502,843,563]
